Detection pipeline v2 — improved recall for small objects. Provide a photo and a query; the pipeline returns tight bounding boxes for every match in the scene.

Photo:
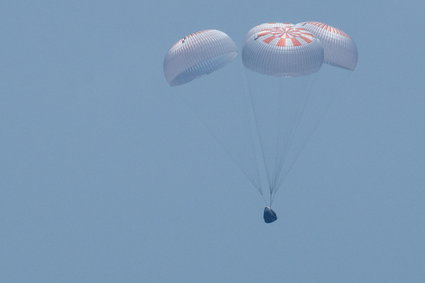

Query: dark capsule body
[263,207,278,223]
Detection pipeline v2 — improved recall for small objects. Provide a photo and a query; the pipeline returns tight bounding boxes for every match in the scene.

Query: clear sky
[1,0,425,282]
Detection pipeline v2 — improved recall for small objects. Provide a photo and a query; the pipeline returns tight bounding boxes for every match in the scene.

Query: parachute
[243,24,324,76]
[241,22,357,221]
[164,23,357,223]
[163,30,238,86]
[297,21,358,70]
[241,23,326,208]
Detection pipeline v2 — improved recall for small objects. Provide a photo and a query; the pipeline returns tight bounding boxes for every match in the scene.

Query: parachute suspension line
[271,79,289,189]
[243,69,273,198]
[275,71,353,191]
[276,91,335,191]
[270,83,307,192]
[240,73,266,200]
[269,79,286,207]
[271,76,317,200]
[273,78,315,194]
[269,190,273,207]
[272,79,283,185]
[174,93,265,200]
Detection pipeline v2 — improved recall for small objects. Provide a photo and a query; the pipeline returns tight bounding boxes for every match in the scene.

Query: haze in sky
[1,0,424,282]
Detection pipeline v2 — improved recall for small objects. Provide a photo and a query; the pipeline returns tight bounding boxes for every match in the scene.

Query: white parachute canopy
[242,24,324,77]
[296,21,358,70]
[163,29,238,86]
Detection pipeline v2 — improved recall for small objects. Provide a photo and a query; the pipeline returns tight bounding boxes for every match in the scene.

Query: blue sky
[1,0,425,282]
